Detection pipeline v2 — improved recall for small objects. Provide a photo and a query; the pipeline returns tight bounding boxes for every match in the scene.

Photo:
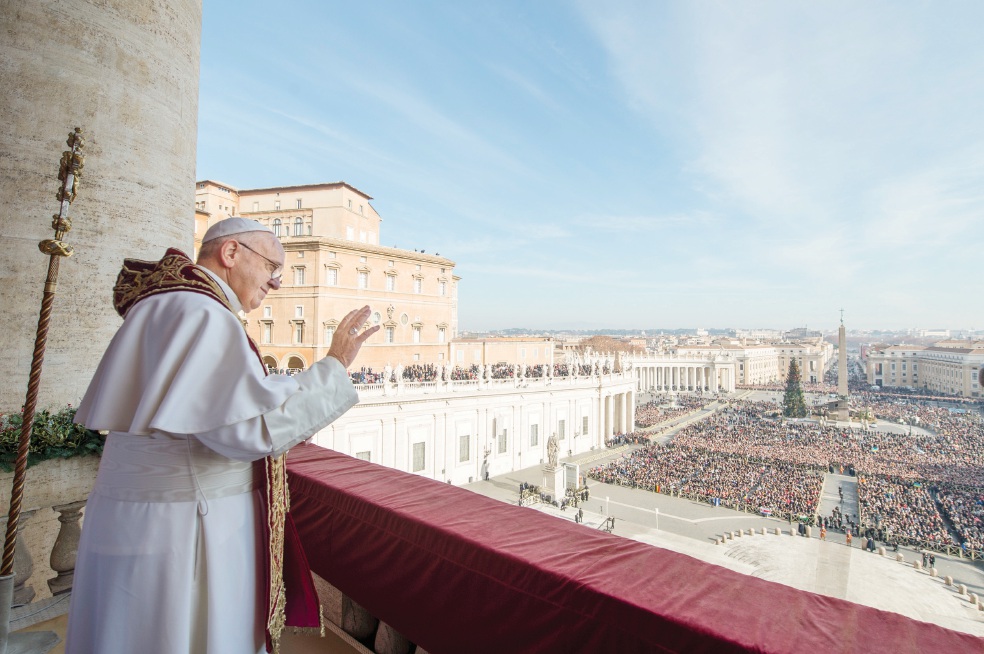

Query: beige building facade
[775,339,834,384]
[195,180,559,373]
[866,341,984,398]
[195,180,460,371]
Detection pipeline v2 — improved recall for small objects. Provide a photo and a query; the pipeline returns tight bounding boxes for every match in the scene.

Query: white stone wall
[313,375,637,485]
[1,0,202,411]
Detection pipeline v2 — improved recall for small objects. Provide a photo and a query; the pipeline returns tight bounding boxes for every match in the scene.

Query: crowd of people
[634,395,710,428]
[590,394,984,551]
[604,432,652,447]
[590,441,824,520]
[348,361,611,385]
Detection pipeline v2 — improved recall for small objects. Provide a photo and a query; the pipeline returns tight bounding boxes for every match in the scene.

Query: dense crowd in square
[634,394,711,428]
[590,394,984,552]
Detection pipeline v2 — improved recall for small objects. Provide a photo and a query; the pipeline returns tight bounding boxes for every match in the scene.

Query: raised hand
[326,305,380,369]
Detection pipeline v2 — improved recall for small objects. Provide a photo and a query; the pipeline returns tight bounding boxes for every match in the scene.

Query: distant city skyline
[196,2,984,332]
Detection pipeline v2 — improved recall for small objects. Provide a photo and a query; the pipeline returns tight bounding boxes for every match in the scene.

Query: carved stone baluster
[48,499,86,596]
[374,620,412,654]
[341,594,377,642]
[0,508,37,606]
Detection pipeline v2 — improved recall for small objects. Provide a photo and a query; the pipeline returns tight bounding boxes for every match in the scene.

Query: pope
[66,217,378,653]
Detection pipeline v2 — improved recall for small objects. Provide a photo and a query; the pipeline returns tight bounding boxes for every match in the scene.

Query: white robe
[66,272,358,654]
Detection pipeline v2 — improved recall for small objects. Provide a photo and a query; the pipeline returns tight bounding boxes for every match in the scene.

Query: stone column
[605,395,613,440]
[0,509,37,606]
[48,500,86,596]
[1,0,203,412]
[625,391,634,432]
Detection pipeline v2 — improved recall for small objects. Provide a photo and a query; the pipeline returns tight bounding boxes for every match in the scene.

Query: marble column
[1,0,202,412]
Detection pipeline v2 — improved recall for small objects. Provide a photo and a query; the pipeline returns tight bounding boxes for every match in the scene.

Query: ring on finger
[349,328,359,336]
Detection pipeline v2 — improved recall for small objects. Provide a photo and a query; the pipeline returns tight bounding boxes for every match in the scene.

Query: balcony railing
[286,444,982,653]
[353,369,634,399]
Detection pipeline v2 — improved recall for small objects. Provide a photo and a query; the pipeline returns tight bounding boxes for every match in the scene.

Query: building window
[359,256,367,263]
[498,430,508,454]
[252,202,259,212]
[348,199,352,209]
[359,204,364,215]
[459,434,470,462]
[346,226,355,240]
[358,271,369,289]
[275,200,281,210]
[326,268,338,286]
[296,199,302,209]
[325,325,335,345]
[386,326,395,343]
[272,219,282,237]
[583,416,590,436]
[263,306,272,318]
[558,419,566,440]
[294,217,303,236]
[412,442,425,472]
[438,328,446,344]
[294,268,305,285]
[262,323,272,344]
[359,230,367,243]
[294,322,304,343]
[356,451,371,462]
[439,281,447,296]
[386,275,396,291]
[413,326,421,344]
[294,305,303,318]
[530,424,539,447]
[413,278,422,294]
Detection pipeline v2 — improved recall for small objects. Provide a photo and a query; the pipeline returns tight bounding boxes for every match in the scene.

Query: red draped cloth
[287,445,983,654]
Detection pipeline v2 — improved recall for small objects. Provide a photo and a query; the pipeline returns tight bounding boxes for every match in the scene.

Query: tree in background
[783,360,808,418]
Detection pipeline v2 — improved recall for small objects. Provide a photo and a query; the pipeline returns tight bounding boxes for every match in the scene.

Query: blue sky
[196,1,984,333]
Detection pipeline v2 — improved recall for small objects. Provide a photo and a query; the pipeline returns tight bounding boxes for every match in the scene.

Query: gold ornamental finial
[41,127,85,258]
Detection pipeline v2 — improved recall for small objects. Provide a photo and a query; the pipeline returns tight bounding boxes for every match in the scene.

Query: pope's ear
[216,239,239,269]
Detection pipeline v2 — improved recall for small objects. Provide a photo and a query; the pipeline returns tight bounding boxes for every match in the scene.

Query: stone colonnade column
[1,0,202,411]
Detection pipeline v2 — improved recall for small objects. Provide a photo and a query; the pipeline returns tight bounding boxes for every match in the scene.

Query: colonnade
[602,390,635,440]
[634,363,734,393]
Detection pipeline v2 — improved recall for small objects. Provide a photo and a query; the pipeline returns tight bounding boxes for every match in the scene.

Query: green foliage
[782,360,808,418]
[0,406,103,472]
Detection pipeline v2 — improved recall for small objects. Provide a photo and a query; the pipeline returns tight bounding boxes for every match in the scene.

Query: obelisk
[835,310,850,421]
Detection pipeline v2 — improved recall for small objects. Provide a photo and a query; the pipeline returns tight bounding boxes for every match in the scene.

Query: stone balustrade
[354,368,635,399]
[0,455,97,622]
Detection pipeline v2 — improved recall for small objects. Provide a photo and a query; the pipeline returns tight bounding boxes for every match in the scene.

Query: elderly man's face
[229,233,284,313]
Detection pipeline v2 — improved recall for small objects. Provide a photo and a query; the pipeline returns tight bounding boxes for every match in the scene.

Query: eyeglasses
[237,241,283,282]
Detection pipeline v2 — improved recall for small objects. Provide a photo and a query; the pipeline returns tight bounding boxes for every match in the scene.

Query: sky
[196,1,984,333]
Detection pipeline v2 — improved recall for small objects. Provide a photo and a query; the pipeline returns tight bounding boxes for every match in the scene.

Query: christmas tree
[783,359,808,418]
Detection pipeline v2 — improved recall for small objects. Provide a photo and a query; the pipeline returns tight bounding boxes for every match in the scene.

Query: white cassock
[66,270,358,654]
